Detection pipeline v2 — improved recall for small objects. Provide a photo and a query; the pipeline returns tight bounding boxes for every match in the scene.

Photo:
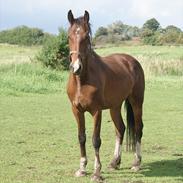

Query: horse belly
[103,77,133,108]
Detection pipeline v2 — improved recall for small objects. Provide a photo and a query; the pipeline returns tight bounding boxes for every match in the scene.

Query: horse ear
[68,10,74,25]
[84,10,90,23]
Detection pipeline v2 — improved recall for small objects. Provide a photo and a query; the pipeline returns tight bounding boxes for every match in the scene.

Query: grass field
[0,44,40,65]
[97,45,183,77]
[0,44,183,183]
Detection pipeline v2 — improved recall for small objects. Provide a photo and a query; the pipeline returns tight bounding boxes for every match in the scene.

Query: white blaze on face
[70,27,82,74]
[72,58,80,73]
[76,27,81,36]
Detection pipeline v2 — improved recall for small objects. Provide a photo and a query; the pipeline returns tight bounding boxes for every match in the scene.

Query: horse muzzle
[69,59,82,75]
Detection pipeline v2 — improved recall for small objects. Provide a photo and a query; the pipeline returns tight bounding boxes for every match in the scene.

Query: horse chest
[73,94,89,110]
[72,86,98,111]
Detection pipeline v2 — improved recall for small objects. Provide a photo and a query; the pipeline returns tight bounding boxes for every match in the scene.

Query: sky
[0,0,183,34]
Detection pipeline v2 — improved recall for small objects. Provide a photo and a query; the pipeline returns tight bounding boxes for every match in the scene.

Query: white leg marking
[135,141,141,158]
[114,137,121,159]
[91,154,103,181]
[94,155,100,171]
[75,156,87,177]
[80,156,87,171]
[131,141,141,171]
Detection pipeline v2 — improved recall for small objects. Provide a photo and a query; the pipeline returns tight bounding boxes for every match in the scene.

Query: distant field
[96,45,183,77]
[0,44,183,183]
[1,44,183,77]
[96,45,183,60]
[0,44,41,65]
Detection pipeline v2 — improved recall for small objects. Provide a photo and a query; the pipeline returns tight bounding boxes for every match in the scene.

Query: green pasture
[0,44,182,183]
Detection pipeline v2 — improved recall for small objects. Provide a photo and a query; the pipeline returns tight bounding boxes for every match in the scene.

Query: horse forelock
[73,17,92,38]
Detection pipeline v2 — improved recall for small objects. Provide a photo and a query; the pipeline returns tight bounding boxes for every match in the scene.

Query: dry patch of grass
[0,44,41,65]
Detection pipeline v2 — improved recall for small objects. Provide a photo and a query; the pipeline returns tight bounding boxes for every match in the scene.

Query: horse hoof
[131,166,140,172]
[108,160,120,171]
[75,169,86,177]
[91,174,104,182]
[108,166,115,171]
[108,164,120,171]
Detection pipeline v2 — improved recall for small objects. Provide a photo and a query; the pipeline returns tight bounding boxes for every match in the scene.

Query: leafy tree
[162,25,183,44]
[165,25,182,33]
[142,18,160,32]
[177,33,183,44]
[95,27,108,38]
[141,18,161,45]
[126,26,140,37]
[94,21,140,45]
[159,30,182,44]
[108,21,125,35]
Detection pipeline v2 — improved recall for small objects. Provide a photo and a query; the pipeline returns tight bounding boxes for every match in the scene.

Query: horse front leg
[72,106,87,177]
[91,110,103,182]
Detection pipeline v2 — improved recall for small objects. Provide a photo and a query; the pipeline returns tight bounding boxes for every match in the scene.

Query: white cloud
[129,0,183,27]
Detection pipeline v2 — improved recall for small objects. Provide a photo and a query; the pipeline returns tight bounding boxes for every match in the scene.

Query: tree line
[94,18,183,45]
[0,18,182,46]
[0,19,182,71]
[0,26,55,46]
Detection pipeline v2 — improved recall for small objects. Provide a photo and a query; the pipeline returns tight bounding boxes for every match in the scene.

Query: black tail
[125,99,136,152]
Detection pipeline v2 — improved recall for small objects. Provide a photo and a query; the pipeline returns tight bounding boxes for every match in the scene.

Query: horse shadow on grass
[141,158,183,178]
[104,158,183,182]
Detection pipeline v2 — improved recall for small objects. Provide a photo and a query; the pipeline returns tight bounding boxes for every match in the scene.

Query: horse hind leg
[108,107,125,170]
[128,97,144,171]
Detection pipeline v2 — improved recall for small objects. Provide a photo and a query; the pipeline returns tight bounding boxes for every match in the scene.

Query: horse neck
[78,49,94,81]
[70,49,96,88]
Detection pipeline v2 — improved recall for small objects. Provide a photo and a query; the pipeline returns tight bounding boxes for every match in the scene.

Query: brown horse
[67,10,145,181]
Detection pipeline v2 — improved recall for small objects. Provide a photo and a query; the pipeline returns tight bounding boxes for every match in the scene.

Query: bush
[36,28,69,70]
[141,31,163,45]
[177,33,183,44]
[0,26,53,46]
[160,27,183,45]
